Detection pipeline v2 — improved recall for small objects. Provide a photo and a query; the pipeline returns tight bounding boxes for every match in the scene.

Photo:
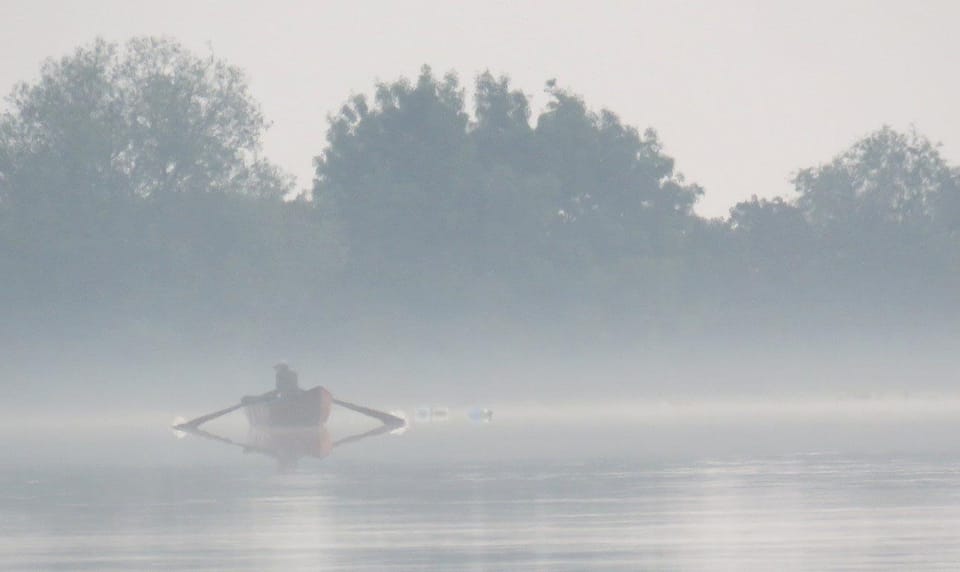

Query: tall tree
[793,127,958,231]
[314,66,480,305]
[314,70,706,320]
[0,37,292,209]
[473,72,534,170]
[0,38,303,342]
[789,127,960,318]
[534,82,702,260]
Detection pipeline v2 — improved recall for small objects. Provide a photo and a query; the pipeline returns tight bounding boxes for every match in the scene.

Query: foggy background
[6,5,960,570]
[1,2,959,434]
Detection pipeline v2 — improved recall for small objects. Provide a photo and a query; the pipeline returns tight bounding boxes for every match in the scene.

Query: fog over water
[5,334,960,569]
[4,3,960,569]
[6,408,960,570]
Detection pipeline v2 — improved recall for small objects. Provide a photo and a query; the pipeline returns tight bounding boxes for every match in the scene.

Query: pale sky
[1,0,958,217]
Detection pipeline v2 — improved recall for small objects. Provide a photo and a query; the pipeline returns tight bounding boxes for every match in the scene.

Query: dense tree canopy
[313,67,704,316]
[0,37,291,210]
[0,38,310,343]
[2,37,959,348]
[794,126,959,231]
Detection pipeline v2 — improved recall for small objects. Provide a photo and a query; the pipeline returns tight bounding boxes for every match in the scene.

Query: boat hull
[246,425,334,460]
[244,386,333,427]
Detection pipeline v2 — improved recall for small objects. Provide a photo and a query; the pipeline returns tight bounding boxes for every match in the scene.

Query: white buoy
[430,406,450,422]
[414,406,431,423]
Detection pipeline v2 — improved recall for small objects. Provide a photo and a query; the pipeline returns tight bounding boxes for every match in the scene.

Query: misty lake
[3,405,960,570]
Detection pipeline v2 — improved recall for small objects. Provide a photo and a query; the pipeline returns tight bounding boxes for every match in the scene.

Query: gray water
[4,407,960,570]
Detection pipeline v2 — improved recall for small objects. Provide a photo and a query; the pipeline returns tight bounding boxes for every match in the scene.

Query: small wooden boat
[244,385,333,427]
[175,386,406,472]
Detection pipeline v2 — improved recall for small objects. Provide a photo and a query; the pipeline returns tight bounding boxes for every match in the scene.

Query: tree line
[1,38,957,347]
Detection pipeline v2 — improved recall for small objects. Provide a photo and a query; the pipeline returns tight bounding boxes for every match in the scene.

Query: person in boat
[273,362,301,398]
[240,362,302,405]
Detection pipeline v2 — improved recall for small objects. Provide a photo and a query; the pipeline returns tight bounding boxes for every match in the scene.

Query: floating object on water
[414,406,432,423]
[430,406,450,422]
[467,407,494,423]
[413,405,451,423]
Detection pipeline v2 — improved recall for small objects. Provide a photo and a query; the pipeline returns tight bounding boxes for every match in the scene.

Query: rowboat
[244,385,333,427]
[174,386,406,472]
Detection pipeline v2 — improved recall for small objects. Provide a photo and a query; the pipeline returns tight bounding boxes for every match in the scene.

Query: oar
[175,393,403,431]
[176,425,276,457]
[332,421,399,448]
[174,392,277,431]
[332,398,406,427]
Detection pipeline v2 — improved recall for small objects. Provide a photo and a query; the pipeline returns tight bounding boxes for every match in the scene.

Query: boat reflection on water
[245,426,334,472]
[182,419,401,472]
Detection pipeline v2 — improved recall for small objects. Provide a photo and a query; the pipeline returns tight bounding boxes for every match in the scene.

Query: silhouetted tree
[782,127,959,320]
[314,71,705,321]
[0,38,308,343]
[0,37,291,209]
[794,127,957,231]
[315,67,481,310]
[5,39,960,349]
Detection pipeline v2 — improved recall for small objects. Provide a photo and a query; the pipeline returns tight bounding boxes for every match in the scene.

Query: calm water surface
[3,417,960,570]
